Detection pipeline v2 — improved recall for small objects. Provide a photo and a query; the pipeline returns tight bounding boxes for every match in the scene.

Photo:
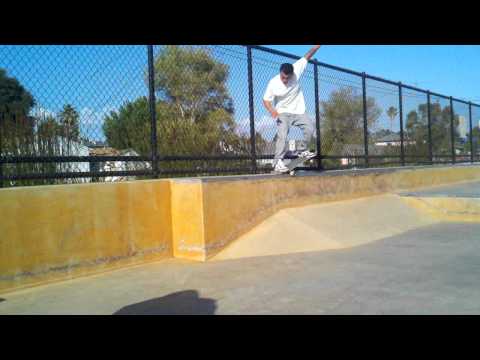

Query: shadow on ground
[113,290,217,315]
[0,298,4,303]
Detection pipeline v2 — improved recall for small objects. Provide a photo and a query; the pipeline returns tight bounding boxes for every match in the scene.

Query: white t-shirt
[263,57,308,115]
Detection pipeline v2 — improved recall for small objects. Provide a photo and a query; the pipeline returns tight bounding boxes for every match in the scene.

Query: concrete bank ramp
[400,181,480,222]
[213,181,480,261]
[212,194,439,261]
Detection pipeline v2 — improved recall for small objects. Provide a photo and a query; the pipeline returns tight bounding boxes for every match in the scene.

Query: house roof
[88,147,141,157]
[340,144,388,156]
[89,147,122,156]
[375,134,401,143]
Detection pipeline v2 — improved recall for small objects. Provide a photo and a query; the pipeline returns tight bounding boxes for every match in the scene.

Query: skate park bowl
[1,164,480,294]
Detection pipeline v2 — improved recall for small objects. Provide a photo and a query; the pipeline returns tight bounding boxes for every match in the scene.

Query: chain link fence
[1,45,479,188]
[473,105,480,162]
[402,88,430,165]
[0,45,151,187]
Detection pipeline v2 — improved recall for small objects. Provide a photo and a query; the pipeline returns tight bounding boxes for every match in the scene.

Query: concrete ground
[212,194,438,260]
[1,181,479,315]
[400,180,480,198]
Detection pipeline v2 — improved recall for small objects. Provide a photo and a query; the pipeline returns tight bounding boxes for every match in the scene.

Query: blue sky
[1,45,478,142]
[267,45,480,103]
[256,45,480,140]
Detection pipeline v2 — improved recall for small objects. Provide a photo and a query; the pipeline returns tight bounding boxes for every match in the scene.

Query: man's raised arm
[304,45,321,61]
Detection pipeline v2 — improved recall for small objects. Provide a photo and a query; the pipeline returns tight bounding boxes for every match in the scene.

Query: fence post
[362,73,369,168]
[247,46,257,174]
[427,91,433,164]
[147,45,159,179]
[469,102,474,164]
[398,82,405,166]
[450,97,456,164]
[0,115,3,188]
[314,62,322,170]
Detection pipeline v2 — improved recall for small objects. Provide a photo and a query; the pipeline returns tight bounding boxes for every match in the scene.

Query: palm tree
[387,106,398,132]
[58,104,80,142]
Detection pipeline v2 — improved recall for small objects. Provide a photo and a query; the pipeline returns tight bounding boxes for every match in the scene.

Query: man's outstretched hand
[305,45,321,61]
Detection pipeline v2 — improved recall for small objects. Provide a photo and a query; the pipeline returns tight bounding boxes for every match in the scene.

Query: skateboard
[272,152,318,176]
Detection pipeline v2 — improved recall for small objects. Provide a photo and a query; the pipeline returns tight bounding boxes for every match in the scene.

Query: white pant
[274,113,315,164]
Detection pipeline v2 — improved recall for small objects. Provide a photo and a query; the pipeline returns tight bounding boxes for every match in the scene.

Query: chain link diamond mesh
[1,45,478,188]
[0,45,151,186]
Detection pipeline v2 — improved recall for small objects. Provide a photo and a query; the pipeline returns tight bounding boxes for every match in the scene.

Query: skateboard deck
[272,152,318,176]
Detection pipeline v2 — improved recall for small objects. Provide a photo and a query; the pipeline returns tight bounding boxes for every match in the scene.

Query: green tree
[321,87,381,151]
[320,87,381,167]
[430,102,458,155]
[405,106,429,158]
[372,128,395,141]
[58,104,80,142]
[152,45,234,120]
[405,102,461,159]
[103,97,151,156]
[0,68,36,155]
[104,46,264,175]
[37,116,61,154]
[387,106,398,131]
[467,126,480,159]
[0,69,83,186]
[151,45,239,157]
[0,68,35,118]
[35,115,61,181]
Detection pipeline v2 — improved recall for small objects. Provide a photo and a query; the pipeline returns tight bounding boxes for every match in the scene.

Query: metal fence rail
[0,44,479,188]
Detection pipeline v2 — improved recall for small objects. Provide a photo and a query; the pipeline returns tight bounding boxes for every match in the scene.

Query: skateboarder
[263,45,321,173]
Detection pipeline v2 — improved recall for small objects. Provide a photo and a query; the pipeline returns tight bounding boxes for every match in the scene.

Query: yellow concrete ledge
[400,196,480,222]
[170,165,480,260]
[170,180,207,262]
[0,180,173,294]
[1,164,480,294]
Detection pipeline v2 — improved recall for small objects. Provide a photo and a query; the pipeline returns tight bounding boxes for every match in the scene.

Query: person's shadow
[113,290,217,315]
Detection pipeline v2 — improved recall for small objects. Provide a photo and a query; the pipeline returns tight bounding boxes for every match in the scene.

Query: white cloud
[234,117,252,136]
[80,106,116,127]
[79,106,117,142]
[235,115,277,141]
[235,114,318,142]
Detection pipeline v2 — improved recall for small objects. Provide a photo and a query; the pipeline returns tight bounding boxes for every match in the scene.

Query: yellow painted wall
[170,180,206,261]
[198,166,480,259]
[401,196,480,222]
[2,164,480,294]
[0,180,173,293]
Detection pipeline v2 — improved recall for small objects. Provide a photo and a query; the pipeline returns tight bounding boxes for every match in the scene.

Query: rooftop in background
[376,134,401,143]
